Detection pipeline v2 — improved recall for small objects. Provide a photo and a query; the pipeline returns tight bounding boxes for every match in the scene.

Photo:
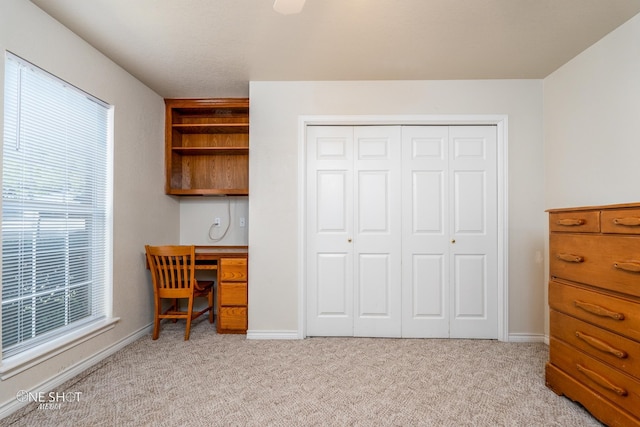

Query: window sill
[0,317,120,380]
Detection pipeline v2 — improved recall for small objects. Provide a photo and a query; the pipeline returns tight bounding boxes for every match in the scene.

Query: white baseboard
[246,330,549,343]
[508,333,547,343]
[0,323,152,420]
[246,330,300,340]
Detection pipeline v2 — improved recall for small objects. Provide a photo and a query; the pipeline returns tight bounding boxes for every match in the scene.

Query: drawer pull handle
[575,331,628,359]
[574,300,625,321]
[576,364,627,396]
[613,217,640,227]
[613,261,640,273]
[556,218,585,226]
[556,253,584,263]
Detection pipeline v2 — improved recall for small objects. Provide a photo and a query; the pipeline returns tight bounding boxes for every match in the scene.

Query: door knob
[348,238,352,243]
[451,239,456,244]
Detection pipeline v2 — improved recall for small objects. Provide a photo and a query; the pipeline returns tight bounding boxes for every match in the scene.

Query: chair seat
[194,280,214,293]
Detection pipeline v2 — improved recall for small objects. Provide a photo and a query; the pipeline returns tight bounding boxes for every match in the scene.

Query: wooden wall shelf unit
[546,202,640,427]
[165,98,249,196]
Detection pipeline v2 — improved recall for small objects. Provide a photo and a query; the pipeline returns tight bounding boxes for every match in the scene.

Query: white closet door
[448,126,497,338]
[306,126,355,336]
[353,126,402,337]
[401,126,451,337]
[306,126,402,337]
[401,126,498,339]
[307,125,497,339]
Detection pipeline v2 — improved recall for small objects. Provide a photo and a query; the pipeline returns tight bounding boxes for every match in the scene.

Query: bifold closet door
[306,124,497,339]
[401,126,498,339]
[306,126,402,337]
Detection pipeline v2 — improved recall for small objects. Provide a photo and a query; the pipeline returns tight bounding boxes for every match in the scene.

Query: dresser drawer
[550,338,640,418]
[549,210,600,233]
[602,209,640,235]
[219,282,247,306]
[550,310,640,380]
[219,257,247,281]
[546,363,640,427]
[550,234,640,297]
[549,280,640,342]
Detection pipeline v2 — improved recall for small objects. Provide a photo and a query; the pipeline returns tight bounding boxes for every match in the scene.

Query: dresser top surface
[547,202,640,213]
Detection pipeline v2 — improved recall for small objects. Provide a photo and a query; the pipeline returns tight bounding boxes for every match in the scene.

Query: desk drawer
[219,307,247,331]
[602,209,640,235]
[550,310,640,380]
[549,280,640,342]
[550,211,600,233]
[550,234,640,297]
[219,282,247,306]
[220,258,247,281]
[550,338,640,418]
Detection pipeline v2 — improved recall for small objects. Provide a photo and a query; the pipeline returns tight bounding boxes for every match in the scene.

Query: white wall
[249,80,545,339]
[179,198,248,246]
[544,13,640,208]
[543,13,640,336]
[0,0,174,411]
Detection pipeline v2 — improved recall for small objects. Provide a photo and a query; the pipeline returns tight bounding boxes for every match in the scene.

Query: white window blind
[2,53,111,359]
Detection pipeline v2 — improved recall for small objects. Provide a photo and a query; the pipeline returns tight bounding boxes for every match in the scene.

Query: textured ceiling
[30,0,640,98]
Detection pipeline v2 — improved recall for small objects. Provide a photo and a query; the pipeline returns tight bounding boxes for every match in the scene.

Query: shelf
[169,98,249,111]
[171,147,249,155]
[172,123,249,134]
[167,188,249,196]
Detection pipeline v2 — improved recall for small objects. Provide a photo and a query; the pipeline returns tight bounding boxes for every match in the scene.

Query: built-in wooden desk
[147,246,248,334]
[195,246,248,334]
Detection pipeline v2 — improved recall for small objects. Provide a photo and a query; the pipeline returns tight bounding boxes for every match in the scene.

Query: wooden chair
[145,245,214,340]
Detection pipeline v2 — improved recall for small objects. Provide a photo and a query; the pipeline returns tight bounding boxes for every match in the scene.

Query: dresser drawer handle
[574,300,625,321]
[575,331,628,359]
[556,218,585,226]
[613,261,640,273]
[556,253,584,263]
[576,364,627,396]
[613,217,640,227]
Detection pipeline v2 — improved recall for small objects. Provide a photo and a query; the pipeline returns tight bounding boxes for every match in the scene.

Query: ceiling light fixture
[273,0,306,15]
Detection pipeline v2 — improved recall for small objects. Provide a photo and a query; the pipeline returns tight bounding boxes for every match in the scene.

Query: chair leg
[184,296,194,340]
[208,289,214,324]
[152,299,161,340]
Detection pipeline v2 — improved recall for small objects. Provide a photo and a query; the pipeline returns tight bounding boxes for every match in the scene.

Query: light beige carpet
[4,318,602,426]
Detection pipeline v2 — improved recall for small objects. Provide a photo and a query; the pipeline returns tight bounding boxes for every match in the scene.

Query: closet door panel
[358,253,392,316]
[315,254,349,314]
[307,126,354,336]
[358,171,390,233]
[449,126,497,339]
[401,126,450,337]
[413,171,445,233]
[353,126,402,337]
[453,171,486,234]
[412,254,446,318]
[453,254,487,317]
[317,171,348,232]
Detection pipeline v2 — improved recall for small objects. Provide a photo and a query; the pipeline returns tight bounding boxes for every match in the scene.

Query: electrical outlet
[214,217,221,226]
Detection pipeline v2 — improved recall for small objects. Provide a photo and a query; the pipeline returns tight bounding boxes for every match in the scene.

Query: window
[2,53,112,360]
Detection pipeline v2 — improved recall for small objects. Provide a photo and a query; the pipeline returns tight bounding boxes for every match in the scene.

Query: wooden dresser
[546,202,640,427]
